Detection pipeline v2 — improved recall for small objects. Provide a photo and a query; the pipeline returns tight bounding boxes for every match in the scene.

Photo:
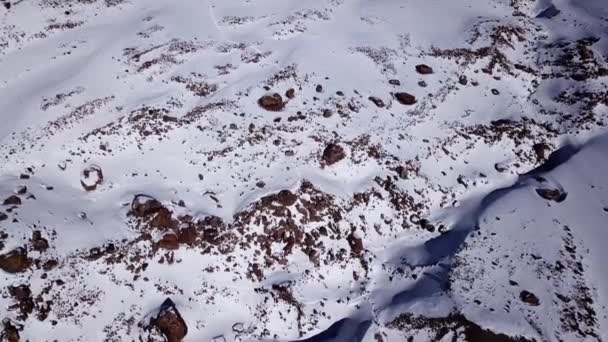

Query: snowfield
[0,0,607,341]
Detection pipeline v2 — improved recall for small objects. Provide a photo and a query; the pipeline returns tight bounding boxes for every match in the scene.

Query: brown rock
[154,299,188,342]
[3,196,21,206]
[415,64,434,74]
[347,233,363,256]
[131,195,163,217]
[458,75,468,85]
[395,166,408,179]
[368,96,385,108]
[536,188,567,202]
[258,93,284,111]
[178,226,197,245]
[532,142,550,161]
[0,248,30,273]
[520,290,540,306]
[8,285,34,320]
[158,234,179,250]
[150,207,175,229]
[322,143,346,166]
[1,320,20,342]
[394,92,417,105]
[285,88,295,99]
[276,190,297,206]
[31,231,49,252]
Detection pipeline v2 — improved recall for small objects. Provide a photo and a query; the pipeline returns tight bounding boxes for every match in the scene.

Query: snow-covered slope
[0,0,607,341]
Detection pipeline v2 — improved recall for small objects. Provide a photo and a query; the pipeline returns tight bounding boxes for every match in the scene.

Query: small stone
[322,143,346,165]
[322,109,333,118]
[395,166,408,179]
[536,188,567,202]
[257,93,284,111]
[255,181,266,188]
[417,80,427,87]
[336,91,344,96]
[315,85,323,93]
[389,79,401,86]
[368,96,385,108]
[458,75,468,85]
[15,186,27,195]
[520,290,540,306]
[19,174,29,180]
[415,64,434,74]
[0,212,7,221]
[285,88,295,99]
[491,88,500,95]
[394,92,417,105]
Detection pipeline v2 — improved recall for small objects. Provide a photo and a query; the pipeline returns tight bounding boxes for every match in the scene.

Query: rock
[336,91,344,96]
[158,234,180,250]
[15,186,27,195]
[532,142,550,161]
[491,88,500,95]
[494,162,507,173]
[347,233,363,256]
[321,143,346,166]
[232,323,245,334]
[257,93,284,111]
[368,96,385,108]
[458,75,468,85]
[520,290,540,306]
[322,109,333,118]
[415,64,434,74]
[8,284,34,320]
[1,320,20,342]
[315,84,323,93]
[395,166,408,179]
[153,298,188,342]
[80,164,104,191]
[276,190,297,206]
[389,79,401,86]
[19,174,29,180]
[0,212,7,221]
[285,88,295,99]
[536,188,567,202]
[0,248,30,273]
[536,4,560,19]
[417,80,427,87]
[394,92,417,105]
[31,231,49,252]
[3,196,21,206]
[131,195,163,217]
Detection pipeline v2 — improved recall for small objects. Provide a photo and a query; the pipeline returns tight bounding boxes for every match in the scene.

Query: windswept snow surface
[0,0,607,341]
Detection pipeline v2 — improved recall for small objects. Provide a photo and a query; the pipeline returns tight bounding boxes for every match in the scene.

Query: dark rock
[42,260,58,271]
[0,248,30,273]
[347,233,363,256]
[152,298,188,342]
[536,4,560,19]
[491,89,500,95]
[520,290,540,306]
[532,143,550,161]
[321,143,346,166]
[322,109,333,118]
[19,174,29,180]
[276,190,297,206]
[3,196,21,206]
[31,231,49,252]
[394,92,417,105]
[0,212,7,221]
[257,93,284,111]
[1,320,20,342]
[336,91,344,96]
[389,79,401,86]
[415,64,434,75]
[285,88,295,99]
[15,186,27,195]
[536,188,567,202]
[315,85,323,93]
[417,80,427,87]
[395,166,408,179]
[368,96,385,108]
[458,75,468,85]
[131,195,163,217]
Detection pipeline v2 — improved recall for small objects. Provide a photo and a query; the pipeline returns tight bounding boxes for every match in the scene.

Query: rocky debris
[276,190,297,206]
[1,319,20,342]
[415,64,434,74]
[80,164,103,191]
[536,188,567,202]
[321,143,346,166]
[458,75,468,85]
[0,248,30,273]
[257,93,284,111]
[368,96,385,108]
[150,298,188,342]
[158,234,180,250]
[130,195,163,217]
[315,84,323,93]
[389,79,401,86]
[8,285,34,320]
[31,231,49,252]
[285,88,295,99]
[394,92,417,105]
[520,290,540,306]
[2,196,21,206]
[0,212,7,221]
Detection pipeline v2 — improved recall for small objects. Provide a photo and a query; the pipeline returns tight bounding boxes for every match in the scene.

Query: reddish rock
[258,93,284,111]
[285,88,295,99]
[158,234,180,250]
[0,248,30,273]
[415,64,434,74]
[394,92,417,105]
[178,226,198,245]
[150,207,175,229]
[31,231,49,252]
[322,143,346,166]
[276,190,297,206]
[1,320,20,342]
[153,298,188,342]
